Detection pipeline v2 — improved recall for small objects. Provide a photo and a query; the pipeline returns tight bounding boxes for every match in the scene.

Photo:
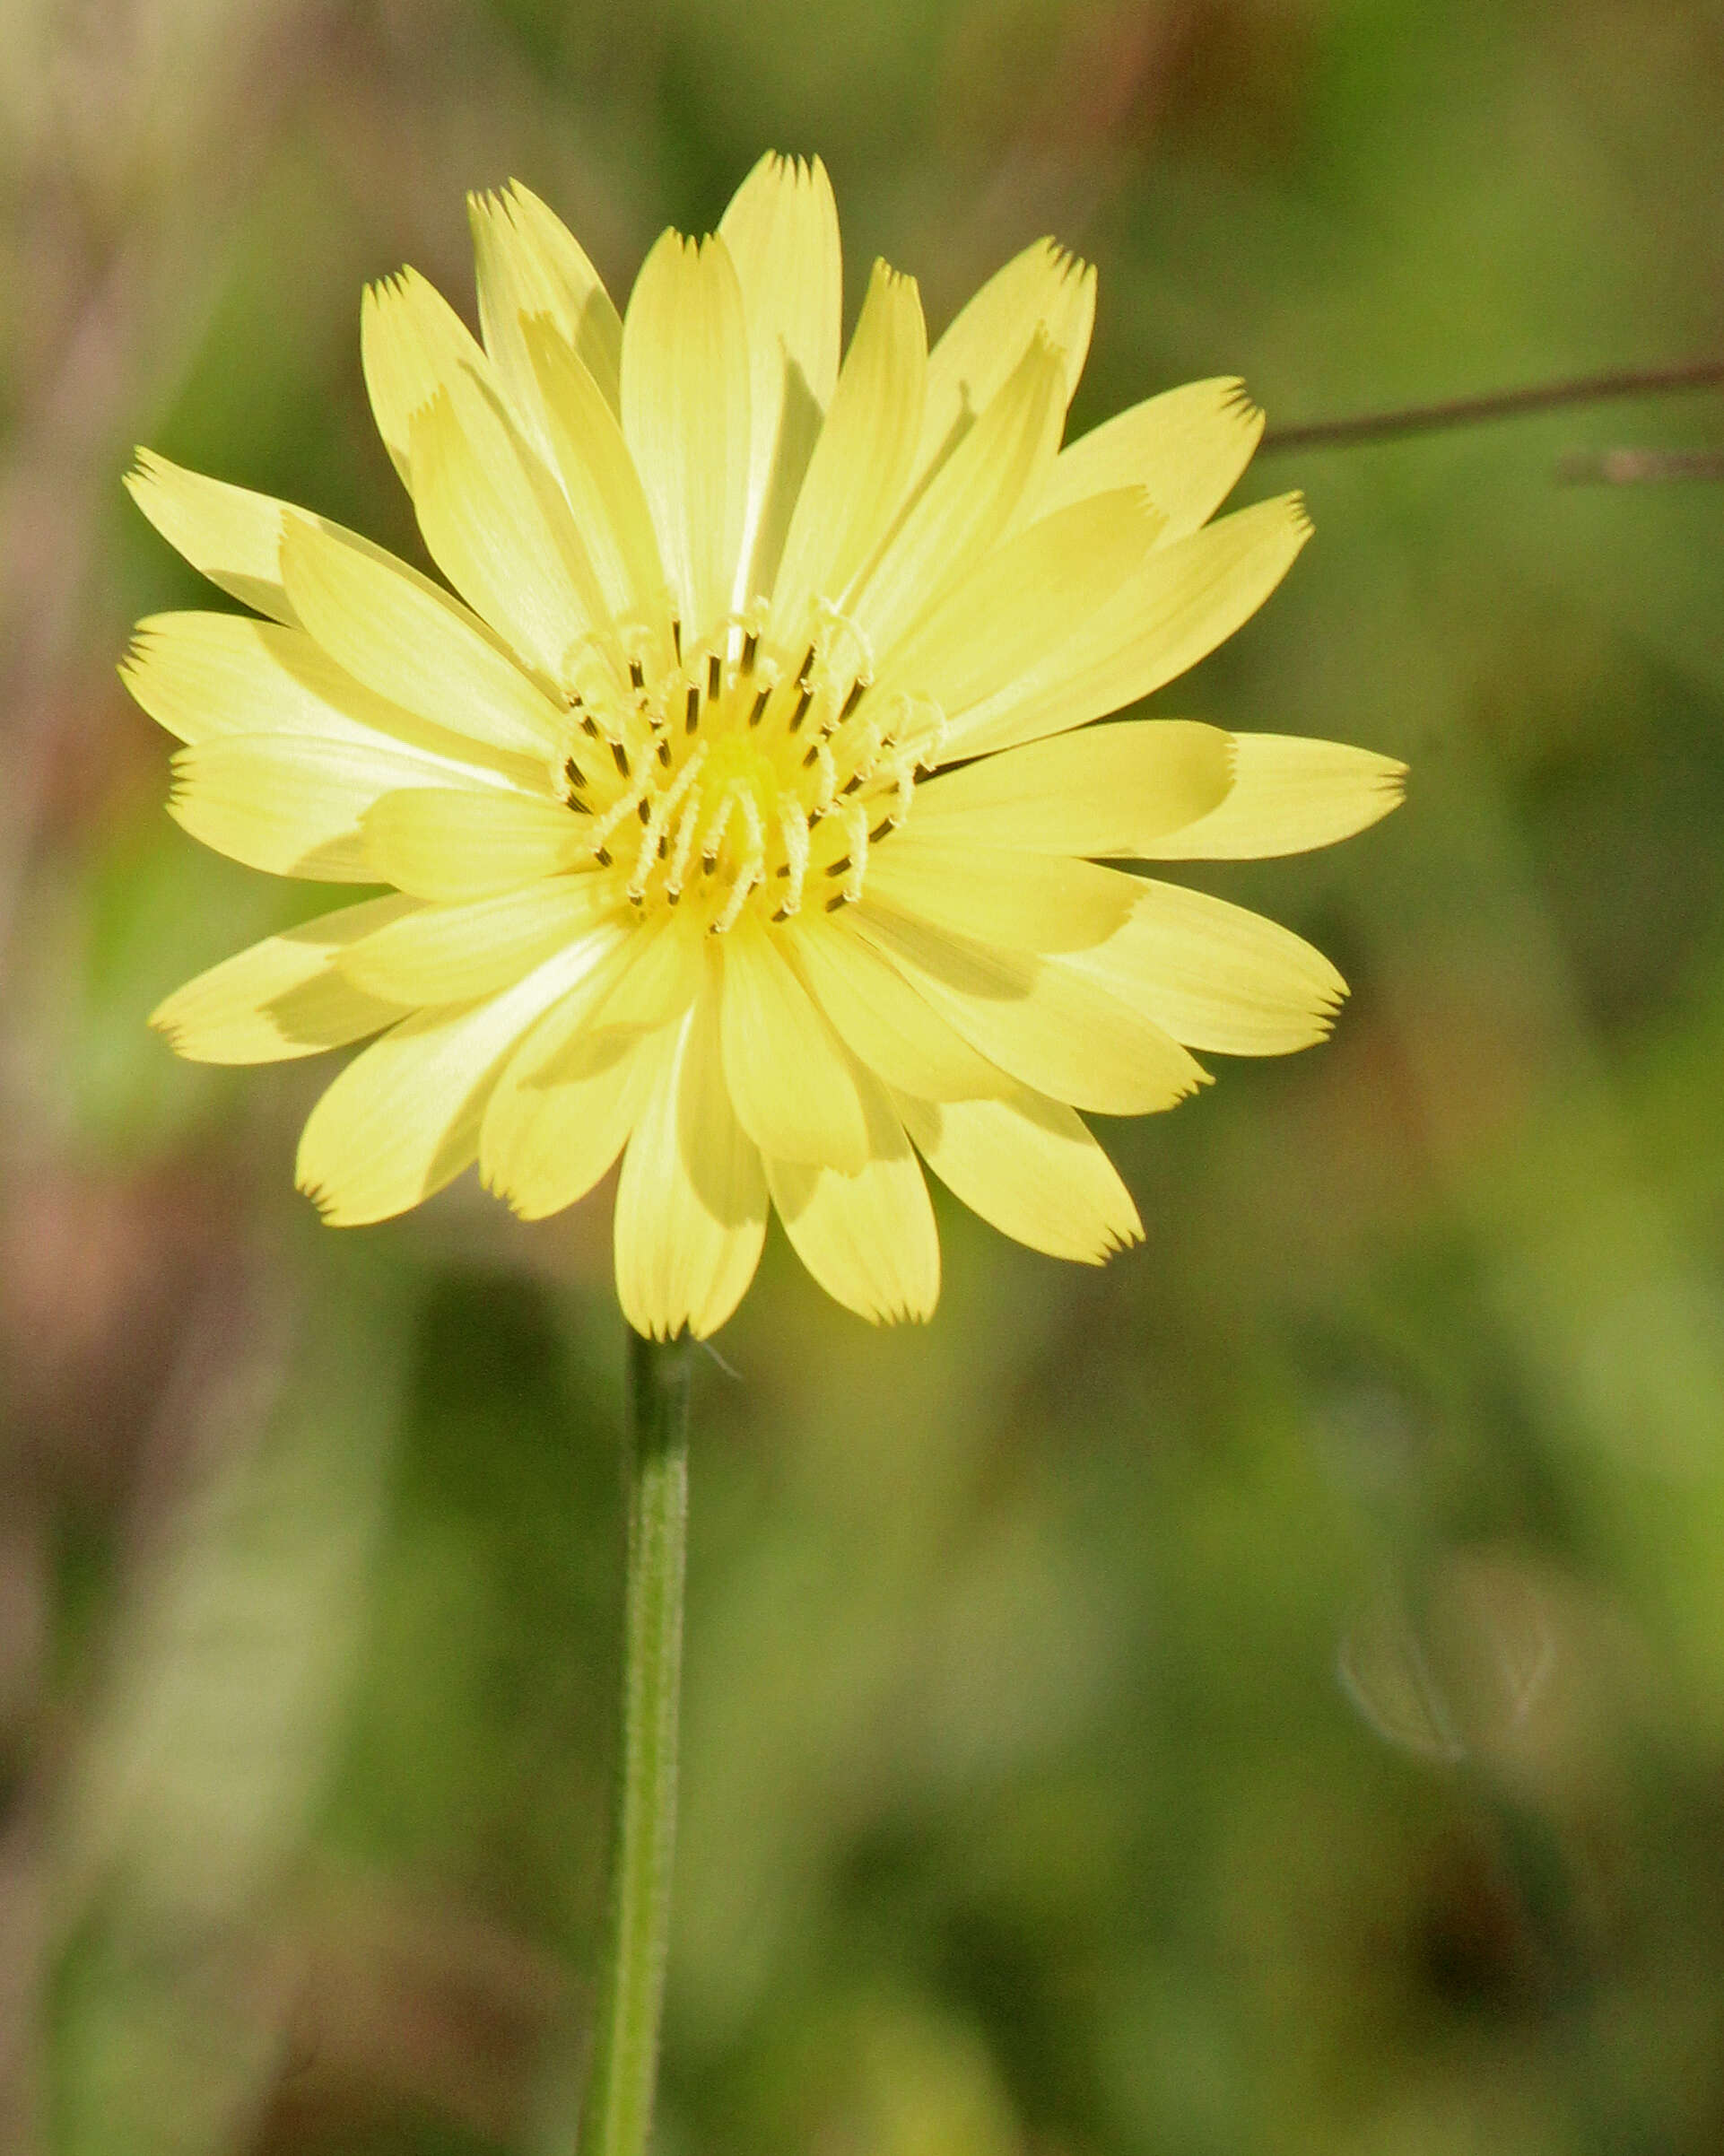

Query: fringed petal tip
[293,1168,401,1229]
[116,625,154,685]
[146,1003,187,1051]
[1218,375,1263,422]
[294,1172,342,1223]
[739,147,830,194]
[125,444,191,510]
[631,1316,694,1344]
[1042,239,1093,293]
[1063,1188,1145,1267]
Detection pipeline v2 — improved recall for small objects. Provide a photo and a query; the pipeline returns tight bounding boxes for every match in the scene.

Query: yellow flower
[123,153,1401,1339]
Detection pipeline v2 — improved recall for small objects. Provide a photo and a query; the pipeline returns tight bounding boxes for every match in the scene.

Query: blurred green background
[5,0,1724,2149]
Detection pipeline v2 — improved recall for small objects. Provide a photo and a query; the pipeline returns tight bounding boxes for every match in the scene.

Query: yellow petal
[766,1060,938,1323]
[361,787,588,900]
[338,874,623,1003]
[1145,732,1406,859]
[360,266,492,489]
[614,965,768,1339]
[854,903,1206,1115]
[872,487,1159,718]
[483,1016,668,1220]
[943,494,1313,763]
[771,259,927,636]
[279,517,567,760]
[620,230,751,642]
[469,181,623,422]
[783,917,1005,1101]
[522,314,673,633]
[718,915,869,1170]
[908,720,1232,856]
[297,934,617,1225]
[478,914,705,1216]
[849,332,1066,656]
[119,613,547,786]
[407,380,605,676]
[1070,882,1346,1055]
[863,841,1138,952]
[125,450,301,623]
[718,152,843,601]
[916,239,1094,487]
[584,906,709,1037]
[169,735,495,881]
[894,1084,1143,1263]
[1038,379,1263,543]
[151,895,416,1063]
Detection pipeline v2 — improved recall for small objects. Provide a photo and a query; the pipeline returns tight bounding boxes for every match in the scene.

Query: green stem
[577,1330,693,2156]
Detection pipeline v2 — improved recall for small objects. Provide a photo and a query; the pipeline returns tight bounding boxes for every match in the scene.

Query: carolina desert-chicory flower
[123,153,1401,1337]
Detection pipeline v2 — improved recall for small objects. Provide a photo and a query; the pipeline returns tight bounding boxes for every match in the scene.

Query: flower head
[124,153,1402,1337]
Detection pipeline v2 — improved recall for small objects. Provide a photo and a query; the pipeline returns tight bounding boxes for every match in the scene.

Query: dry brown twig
[1258,357,1724,476]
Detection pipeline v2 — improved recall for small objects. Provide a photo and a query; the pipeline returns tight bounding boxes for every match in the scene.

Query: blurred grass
[4,0,1724,2151]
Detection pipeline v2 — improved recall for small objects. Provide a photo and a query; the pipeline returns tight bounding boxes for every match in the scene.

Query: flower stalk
[576,1329,693,2156]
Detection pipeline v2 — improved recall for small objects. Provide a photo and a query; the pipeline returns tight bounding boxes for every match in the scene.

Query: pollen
[553,610,943,933]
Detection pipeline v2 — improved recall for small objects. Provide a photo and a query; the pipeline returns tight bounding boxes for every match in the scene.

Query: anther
[628,659,645,691]
[657,737,673,767]
[748,685,771,728]
[671,619,683,663]
[684,685,700,733]
[789,684,814,732]
[611,739,631,778]
[824,892,849,912]
[637,799,652,824]
[741,631,758,675]
[580,713,599,738]
[868,816,894,842]
[707,653,722,702]
[840,677,866,721]
[826,855,850,877]
[594,845,612,866]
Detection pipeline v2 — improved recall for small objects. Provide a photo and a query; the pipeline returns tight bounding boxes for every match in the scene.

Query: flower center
[553,608,946,934]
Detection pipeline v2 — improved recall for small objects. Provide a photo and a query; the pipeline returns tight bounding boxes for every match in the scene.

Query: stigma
[551,606,945,935]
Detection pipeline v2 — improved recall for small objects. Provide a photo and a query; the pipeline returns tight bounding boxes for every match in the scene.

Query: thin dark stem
[575,1330,693,2156]
[1259,358,1724,455]
[1556,446,1724,485]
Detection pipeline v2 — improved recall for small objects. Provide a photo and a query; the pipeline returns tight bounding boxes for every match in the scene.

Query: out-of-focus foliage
[4,0,1724,2150]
